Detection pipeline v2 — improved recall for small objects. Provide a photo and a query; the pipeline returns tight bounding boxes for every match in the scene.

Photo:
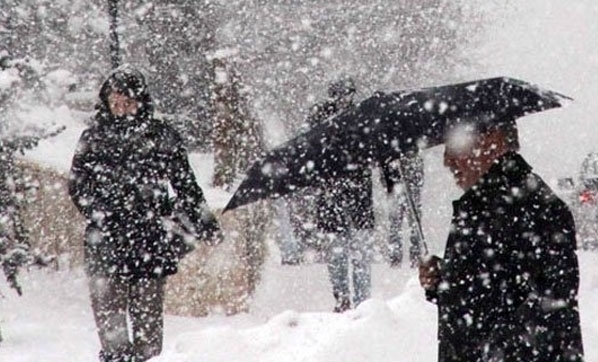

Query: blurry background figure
[555,151,598,251]
[273,78,359,267]
[210,56,264,191]
[273,199,305,265]
[381,151,424,267]
[303,77,375,313]
[577,152,598,250]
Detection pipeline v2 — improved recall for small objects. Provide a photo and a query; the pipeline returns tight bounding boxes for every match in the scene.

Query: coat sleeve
[524,201,582,349]
[165,129,220,240]
[532,202,580,307]
[68,130,97,221]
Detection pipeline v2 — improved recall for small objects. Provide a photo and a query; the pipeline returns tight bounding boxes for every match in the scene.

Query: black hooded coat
[427,152,584,362]
[68,68,218,278]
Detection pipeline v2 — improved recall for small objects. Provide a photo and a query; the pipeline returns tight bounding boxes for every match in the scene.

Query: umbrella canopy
[224,77,570,212]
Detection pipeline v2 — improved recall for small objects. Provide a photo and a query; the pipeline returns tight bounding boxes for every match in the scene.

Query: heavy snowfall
[1,0,598,361]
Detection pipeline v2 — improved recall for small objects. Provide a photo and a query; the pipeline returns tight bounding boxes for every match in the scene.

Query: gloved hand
[203,225,223,247]
[30,252,56,268]
[1,243,31,296]
[166,203,223,248]
[418,255,442,292]
[196,210,223,247]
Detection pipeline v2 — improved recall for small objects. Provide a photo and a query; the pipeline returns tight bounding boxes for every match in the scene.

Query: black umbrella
[224,76,570,212]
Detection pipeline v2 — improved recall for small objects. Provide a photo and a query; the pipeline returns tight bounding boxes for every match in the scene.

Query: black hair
[446,113,520,151]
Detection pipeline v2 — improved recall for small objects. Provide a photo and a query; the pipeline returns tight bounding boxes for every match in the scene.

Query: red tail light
[580,190,595,204]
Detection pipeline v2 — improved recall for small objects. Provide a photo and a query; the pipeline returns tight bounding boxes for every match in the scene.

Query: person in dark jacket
[419,117,584,362]
[307,77,376,312]
[381,151,424,267]
[68,66,220,362]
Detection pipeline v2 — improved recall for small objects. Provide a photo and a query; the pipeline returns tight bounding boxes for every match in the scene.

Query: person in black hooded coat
[68,66,220,362]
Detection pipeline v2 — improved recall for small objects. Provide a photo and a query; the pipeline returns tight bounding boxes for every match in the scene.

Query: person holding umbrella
[68,66,220,362]
[419,116,584,361]
[222,77,583,349]
[305,77,376,313]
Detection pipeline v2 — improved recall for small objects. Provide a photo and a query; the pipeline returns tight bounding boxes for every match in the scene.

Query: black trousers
[88,274,165,362]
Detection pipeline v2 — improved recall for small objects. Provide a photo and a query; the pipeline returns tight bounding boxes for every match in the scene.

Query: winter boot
[99,350,135,362]
[389,253,403,268]
[333,297,351,313]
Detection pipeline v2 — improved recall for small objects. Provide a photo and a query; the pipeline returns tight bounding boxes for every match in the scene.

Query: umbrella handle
[394,155,429,257]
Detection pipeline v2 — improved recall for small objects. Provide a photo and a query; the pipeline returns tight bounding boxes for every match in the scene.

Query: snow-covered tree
[0,54,65,295]
[1,0,109,91]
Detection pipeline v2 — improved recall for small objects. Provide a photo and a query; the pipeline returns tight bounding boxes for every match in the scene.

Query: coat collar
[453,151,533,211]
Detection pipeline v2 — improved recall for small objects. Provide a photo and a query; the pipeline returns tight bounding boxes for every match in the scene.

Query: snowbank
[1,252,597,361]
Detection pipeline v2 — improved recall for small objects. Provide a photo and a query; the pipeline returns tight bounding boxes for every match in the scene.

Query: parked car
[557,152,598,250]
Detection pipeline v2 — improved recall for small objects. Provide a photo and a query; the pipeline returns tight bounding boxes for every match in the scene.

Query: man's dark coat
[428,152,584,362]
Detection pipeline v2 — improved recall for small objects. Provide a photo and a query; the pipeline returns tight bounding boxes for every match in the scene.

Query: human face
[107,91,139,117]
[443,124,501,191]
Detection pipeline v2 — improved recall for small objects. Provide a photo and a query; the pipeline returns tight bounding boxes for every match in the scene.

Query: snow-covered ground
[2,0,598,361]
[1,252,598,362]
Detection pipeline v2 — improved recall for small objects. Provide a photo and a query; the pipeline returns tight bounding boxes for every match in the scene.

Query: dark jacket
[428,152,583,362]
[68,69,218,279]
[307,99,375,233]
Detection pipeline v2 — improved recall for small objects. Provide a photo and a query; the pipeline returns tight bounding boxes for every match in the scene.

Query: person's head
[328,77,356,107]
[443,115,520,190]
[98,66,153,122]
